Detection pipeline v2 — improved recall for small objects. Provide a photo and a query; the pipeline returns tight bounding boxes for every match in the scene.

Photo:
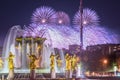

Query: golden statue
[65,53,69,71]
[57,57,62,68]
[50,53,55,71]
[68,56,72,70]
[7,52,15,70]
[65,53,69,60]
[7,52,15,80]
[0,57,3,69]
[71,54,77,70]
[28,54,37,70]
[34,55,42,68]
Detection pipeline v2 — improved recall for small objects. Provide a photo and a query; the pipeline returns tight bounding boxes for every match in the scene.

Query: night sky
[0,0,120,46]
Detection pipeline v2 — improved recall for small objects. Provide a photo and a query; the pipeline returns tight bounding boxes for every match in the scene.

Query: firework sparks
[82,26,120,48]
[73,8,99,28]
[23,25,46,38]
[31,6,56,25]
[54,11,70,26]
[23,7,119,49]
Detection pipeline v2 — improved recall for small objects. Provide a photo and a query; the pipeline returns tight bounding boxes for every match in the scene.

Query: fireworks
[23,25,46,37]
[54,11,70,26]
[22,24,120,49]
[82,26,120,48]
[73,8,99,28]
[31,6,56,25]
[21,7,120,49]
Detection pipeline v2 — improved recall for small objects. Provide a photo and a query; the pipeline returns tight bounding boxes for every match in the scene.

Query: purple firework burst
[31,6,56,25]
[82,26,120,48]
[73,8,99,27]
[54,11,70,26]
[23,25,46,38]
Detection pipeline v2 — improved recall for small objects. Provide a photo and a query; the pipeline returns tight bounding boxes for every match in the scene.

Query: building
[84,44,120,72]
[86,44,120,55]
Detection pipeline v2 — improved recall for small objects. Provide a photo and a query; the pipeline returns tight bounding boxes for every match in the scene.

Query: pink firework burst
[54,11,70,26]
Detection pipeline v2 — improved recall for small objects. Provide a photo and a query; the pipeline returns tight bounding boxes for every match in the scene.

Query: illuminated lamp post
[102,58,108,75]
[102,59,108,69]
[103,59,108,65]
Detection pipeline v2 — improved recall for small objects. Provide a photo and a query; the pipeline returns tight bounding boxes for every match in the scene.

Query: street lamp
[102,58,108,71]
[103,59,108,64]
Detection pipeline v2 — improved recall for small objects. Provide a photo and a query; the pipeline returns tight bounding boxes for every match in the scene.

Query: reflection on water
[0,73,120,80]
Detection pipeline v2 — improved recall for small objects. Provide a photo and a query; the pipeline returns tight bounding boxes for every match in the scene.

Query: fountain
[1,24,68,74]
[0,5,120,80]
[1,25,22,73]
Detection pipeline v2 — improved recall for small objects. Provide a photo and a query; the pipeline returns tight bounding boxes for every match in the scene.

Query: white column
[51,69,56,79]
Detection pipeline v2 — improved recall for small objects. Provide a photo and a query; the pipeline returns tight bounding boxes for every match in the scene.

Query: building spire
[80,0,83,49]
